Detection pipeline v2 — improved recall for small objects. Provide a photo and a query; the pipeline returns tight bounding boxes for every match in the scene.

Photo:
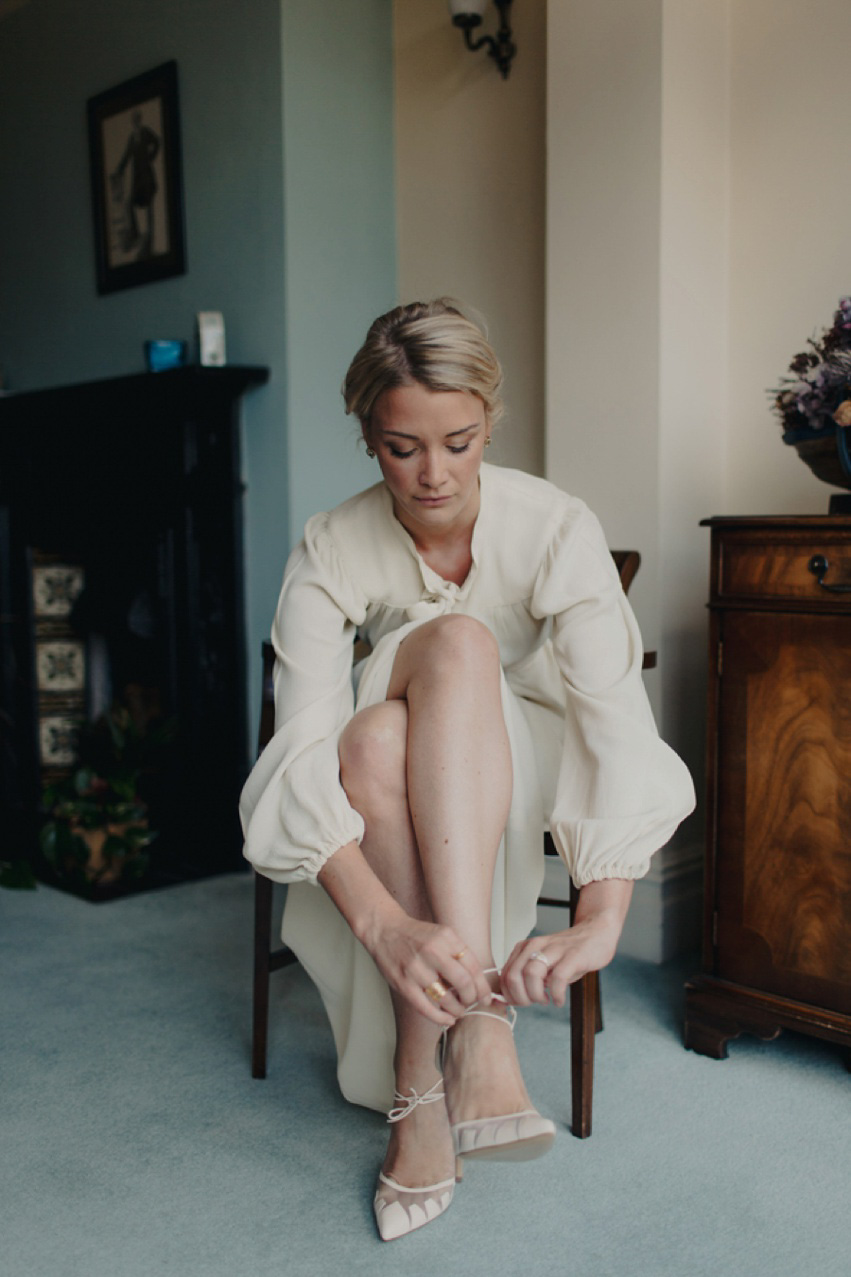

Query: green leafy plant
[39,705,174,891]
[0,859,37,890]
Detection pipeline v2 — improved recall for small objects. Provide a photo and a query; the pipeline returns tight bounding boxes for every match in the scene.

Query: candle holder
[449,0,516,80]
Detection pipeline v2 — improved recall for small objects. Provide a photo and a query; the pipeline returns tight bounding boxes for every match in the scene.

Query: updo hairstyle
[343,299,504,430]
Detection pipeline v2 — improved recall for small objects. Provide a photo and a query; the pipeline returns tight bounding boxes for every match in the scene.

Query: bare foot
[381,1075,456,1189]
[442,1001,534,1125]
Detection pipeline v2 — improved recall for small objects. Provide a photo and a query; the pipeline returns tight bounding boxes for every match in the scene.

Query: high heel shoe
[373,1077,461,1243]
[446,974,556,1164]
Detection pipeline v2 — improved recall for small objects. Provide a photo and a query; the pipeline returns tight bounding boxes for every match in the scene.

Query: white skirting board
[535,840,704,964]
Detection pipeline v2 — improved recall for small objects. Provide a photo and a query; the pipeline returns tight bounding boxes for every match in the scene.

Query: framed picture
[87,61,186,295]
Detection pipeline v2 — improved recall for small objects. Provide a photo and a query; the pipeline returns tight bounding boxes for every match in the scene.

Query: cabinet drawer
[718,534,851,602]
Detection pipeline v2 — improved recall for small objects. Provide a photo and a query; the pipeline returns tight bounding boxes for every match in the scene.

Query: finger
[462,951,495,1006]
[500,954,533,1006]
[521,949,551,1005]
[418,970,468,1021]
[441,950,480,1007]
[412,984,458,1026]
[434,942,491,1007]
[546,960,574,1008]
[435,984,468,1020]
[503,944,553,1006]
[421,928,489,1005]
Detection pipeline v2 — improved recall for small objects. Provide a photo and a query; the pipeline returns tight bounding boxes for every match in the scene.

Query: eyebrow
[380,424,480,441]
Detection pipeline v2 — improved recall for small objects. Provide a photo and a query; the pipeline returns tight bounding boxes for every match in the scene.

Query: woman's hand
[500,918,619,1008]
[500,878,634,1008]
[366,914,493,1027]
[317,839,493,1026]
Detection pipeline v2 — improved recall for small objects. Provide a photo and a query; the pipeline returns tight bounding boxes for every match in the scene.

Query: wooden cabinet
[0,366,269,886]
[685,516,851,1064]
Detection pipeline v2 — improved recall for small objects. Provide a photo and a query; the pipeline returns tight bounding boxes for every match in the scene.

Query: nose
[419,449,446,489]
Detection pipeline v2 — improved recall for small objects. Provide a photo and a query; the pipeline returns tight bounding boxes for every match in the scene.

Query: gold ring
[452,949,469,961]
[424,980,449,1003]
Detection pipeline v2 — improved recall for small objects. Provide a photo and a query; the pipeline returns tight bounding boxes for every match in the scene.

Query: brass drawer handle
[807,554,851,593]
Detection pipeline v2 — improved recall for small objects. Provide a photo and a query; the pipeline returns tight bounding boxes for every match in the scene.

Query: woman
[240,300,695,1242]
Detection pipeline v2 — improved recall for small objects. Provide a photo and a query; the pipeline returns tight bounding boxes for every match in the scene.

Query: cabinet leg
[684,977,785,1060]
[683,1020,731,1060]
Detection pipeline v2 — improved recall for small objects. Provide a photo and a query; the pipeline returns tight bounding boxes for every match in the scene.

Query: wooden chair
[251,550,653,1139]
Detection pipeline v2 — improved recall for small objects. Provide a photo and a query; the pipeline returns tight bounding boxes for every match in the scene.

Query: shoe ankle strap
[461,1001,517,1031]
[456,967,517,1032]
[387,1076,446,1124]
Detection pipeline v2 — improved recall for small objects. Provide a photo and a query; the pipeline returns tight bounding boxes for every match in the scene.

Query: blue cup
[145,340,187,372]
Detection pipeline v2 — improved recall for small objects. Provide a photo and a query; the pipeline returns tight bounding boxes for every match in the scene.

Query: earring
[485,436,492,447]
[366,446,376,458]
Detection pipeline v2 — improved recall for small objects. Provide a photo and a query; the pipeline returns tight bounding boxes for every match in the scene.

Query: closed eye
[386,440,473,459]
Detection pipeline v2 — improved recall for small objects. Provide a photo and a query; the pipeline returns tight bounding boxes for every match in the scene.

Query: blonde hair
[343,299,504,428]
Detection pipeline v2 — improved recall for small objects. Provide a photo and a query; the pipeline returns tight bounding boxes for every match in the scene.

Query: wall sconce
[449,0,517,80]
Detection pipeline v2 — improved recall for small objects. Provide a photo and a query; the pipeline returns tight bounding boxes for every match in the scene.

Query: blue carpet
[1,874,848,1277]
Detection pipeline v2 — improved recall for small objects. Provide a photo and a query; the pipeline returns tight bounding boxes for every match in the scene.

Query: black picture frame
[87,61,187,295]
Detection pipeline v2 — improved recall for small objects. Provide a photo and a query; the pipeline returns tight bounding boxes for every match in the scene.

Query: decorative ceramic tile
[32,565,85,617]
[36,692,84,716]
[36,641,86,692]
[38,716,80,767]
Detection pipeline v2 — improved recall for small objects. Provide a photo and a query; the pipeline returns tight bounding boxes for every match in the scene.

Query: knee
[339,702,408,816]
[417,614,500,676]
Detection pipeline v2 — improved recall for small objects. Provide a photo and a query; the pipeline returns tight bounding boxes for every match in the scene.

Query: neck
[400,512,476,558]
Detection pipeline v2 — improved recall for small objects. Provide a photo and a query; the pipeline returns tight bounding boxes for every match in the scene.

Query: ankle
[393,1048,442,1085]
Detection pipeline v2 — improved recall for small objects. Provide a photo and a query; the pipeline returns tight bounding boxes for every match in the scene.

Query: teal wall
[0,0,396,742]
[281,0,397,545]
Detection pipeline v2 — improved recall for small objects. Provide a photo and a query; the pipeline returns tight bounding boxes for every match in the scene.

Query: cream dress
[239,464,695,1112]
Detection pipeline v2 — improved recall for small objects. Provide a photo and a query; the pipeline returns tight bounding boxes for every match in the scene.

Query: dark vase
[783,422,851,510]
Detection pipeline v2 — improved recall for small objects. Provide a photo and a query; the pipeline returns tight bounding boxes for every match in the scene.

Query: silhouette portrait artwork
[88,62,186,294]
[108,106,163,263]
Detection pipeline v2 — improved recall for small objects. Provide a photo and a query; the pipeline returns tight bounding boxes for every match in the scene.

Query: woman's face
[367,383,490,540]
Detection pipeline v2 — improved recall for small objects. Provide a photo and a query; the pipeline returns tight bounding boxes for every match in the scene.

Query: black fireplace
[0,364,269,893]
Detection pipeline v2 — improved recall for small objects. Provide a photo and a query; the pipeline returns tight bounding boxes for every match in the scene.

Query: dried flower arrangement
[772,297,851,436]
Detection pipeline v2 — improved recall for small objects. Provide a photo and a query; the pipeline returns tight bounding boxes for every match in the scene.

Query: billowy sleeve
[239,512,368,884]
[531,503,695,887]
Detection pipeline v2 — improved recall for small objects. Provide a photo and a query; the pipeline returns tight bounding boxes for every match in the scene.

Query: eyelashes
[388,443,472,459]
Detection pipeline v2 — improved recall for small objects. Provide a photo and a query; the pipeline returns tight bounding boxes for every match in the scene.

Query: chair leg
[570,970,596,1138]
[252,872,274,1079]
[567,876,603,1029]
[566,877,597,1136]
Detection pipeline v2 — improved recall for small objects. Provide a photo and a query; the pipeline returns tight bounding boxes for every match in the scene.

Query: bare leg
[385,617,535,1125]
[385,615,511,964]
[339,700,452,1191]
[339,616,535,1184]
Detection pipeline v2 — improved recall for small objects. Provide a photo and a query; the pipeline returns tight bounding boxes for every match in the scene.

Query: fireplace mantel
[0,364,269,891]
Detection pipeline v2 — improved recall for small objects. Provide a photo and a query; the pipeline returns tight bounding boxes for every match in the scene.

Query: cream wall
[658,0,729,770]
[545,0,729,959]
[393,0,545,474]
[546,0,664,659]
[726,0,851,515]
